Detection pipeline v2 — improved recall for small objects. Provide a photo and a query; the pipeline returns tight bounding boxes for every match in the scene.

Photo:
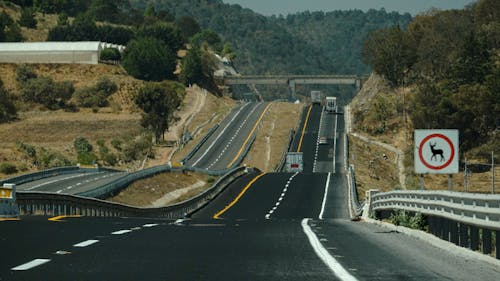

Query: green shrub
[389,210,426,230]
[100,47,121,61]
[111,139,122,151]
[0,163,17,174]
[77,151,97,165]
[74,77,117,108]
[74,137,93,153]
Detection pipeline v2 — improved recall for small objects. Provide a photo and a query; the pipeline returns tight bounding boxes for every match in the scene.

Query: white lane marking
[333,113,338,173]
[111,230,132,235]
[301,219,359,281]
[207,102,261,169]
[73,240,99,247]
[192,103,249,167]
[11,259,51,271]
[265,172,299,219]
[313,106,325,173]
[143,223,158,228]
[319,173,331,220]
[26,173,93,190]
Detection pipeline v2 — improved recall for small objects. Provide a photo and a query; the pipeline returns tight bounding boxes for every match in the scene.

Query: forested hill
[130,0,411,75]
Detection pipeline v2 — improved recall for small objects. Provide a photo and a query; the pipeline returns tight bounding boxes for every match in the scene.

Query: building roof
[0,41,104,52]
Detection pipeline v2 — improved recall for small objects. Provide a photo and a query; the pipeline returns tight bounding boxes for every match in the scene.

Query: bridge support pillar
[355,79,361,91]
[482,229,492,255]
[288,80,296,101]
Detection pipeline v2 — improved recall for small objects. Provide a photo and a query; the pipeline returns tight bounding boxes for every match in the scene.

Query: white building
[0,41,125,65]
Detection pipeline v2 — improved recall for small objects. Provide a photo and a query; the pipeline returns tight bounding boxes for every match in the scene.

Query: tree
[18,7,37,29]
[180,47,203,86]
[176,16,200,40]
[21,76,74,109]
[134,82,182,142]
[191,29,223,52]
[0,79,17,123]
[136,22,184,52]
[363,25,416,86]
[122,37,177,81]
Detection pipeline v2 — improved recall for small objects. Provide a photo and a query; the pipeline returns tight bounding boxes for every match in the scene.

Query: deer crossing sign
[414,130,459,174]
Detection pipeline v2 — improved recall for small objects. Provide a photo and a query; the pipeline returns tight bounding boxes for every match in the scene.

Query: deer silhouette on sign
[429,142,445,162]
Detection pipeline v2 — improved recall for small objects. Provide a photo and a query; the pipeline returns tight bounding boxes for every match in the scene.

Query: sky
[222,0,474,16]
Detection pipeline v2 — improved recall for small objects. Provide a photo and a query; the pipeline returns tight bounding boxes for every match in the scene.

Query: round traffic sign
[418,133,455,170]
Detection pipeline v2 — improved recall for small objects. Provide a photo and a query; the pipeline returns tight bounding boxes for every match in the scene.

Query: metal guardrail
[0,166,98,186]
[370,189,500,259]
[17,166,254,219]
[347,165,364,217]
[181,124,220,164]
[370,190,500,231]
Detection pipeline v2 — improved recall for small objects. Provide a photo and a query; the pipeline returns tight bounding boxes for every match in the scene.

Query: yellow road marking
[213,173,267,219]
[48,215,82,222]
[0,217,20,222]
[226,103,273,168]
[297,105,313,152]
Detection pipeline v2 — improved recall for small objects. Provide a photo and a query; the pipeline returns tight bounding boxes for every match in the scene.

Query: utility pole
[464,157,468,192]
[492,151,495,194]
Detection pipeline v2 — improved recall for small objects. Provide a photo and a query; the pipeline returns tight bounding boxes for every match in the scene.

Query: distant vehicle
[319,136,328,145]
[311,91,322,105]
[326,96,337,113]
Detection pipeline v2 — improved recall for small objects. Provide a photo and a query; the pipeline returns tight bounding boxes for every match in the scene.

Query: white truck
[310,91,322,105]
[285,152,303,172]
[326,96,337,113]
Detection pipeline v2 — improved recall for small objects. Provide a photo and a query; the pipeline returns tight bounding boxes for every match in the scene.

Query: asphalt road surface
[2,104,499,280]
[185,102,269,171]
[15,171,127,195]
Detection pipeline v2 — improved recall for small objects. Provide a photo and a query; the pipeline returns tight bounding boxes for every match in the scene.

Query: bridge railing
[17,166,255,219]
[0,166,104,186]
[370,190,500,259]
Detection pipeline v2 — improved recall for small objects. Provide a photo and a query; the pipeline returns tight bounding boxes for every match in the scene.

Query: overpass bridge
[222,75,368,100]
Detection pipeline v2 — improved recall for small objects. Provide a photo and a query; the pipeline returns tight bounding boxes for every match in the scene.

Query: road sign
[414,130,459,174]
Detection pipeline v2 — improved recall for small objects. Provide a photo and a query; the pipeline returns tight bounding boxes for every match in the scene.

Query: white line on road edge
[73,240,99,247]
[111,230,132,235]
[11,259,51,271]
[192,103,249,167]
[333,113,338,173]
[319,173,331,220]
[301,219,359,281]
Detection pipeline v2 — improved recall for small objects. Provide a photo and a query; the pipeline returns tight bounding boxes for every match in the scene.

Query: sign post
[414,130,459,190]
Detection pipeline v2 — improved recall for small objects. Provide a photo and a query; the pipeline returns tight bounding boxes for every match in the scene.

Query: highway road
[15,170,127,195]
[2,104,499,280]
[185,102,269,171]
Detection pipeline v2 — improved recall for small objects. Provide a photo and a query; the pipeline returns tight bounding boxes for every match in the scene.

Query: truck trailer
[326,96,337,113]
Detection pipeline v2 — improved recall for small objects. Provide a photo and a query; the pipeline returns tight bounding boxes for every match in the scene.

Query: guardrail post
[470,226,479,251]
[459,223,468,247]
[482,229,492,255]
[450,221,459,245]
[496,230,499,260]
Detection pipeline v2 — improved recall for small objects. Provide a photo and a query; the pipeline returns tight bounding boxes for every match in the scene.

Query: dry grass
[349,134,400,200]
[243,102,303,172]
[108,171,211,207]
[350,74,499,194]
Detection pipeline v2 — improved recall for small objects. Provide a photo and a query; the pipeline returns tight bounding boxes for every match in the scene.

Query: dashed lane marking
[111,229,132,235]
[301,219,359,281]
[11,259,51,271]
[213,173,267,219]
[143,223,159,228]
[192,103,249,167]
[226,102,273,168]
[73,240,99,248]
[265,172,299,220]
[208,103,261,169]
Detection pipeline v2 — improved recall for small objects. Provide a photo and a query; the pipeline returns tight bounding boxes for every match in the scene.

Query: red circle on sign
[418,134,455,170]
